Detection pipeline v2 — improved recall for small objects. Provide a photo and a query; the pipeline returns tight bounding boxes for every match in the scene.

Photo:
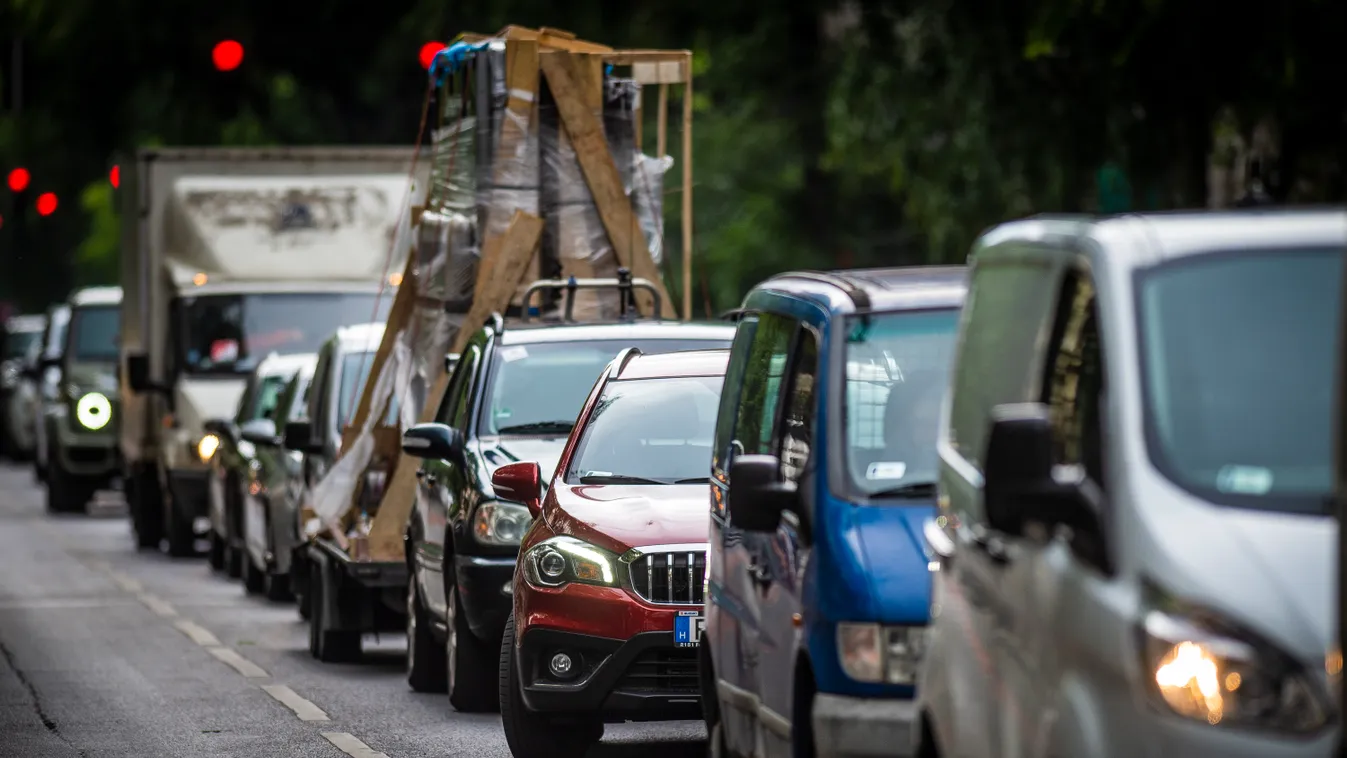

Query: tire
[498,613,601,758]
[226,543,243,578]
[242,551,265,594]
[309,560,361,663]
[447,564,498,712]
[131,465,163,550]
[264,571,291,602]
[208,531,226,571]
[406,576,447,692]
[46,458,90,514]
[165,495,196,557]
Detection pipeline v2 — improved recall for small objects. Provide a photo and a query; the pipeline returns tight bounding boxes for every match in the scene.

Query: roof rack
[517,267,663,324]
[774,271,872,312]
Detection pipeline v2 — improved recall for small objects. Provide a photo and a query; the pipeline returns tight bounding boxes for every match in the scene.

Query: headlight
[522,536,619,589]
[1140,608,1331,731]
[197,434,221,461]
[0,363,18,389]
[837,622,927,685]
[472,501,533,546]
[74,392,112,431]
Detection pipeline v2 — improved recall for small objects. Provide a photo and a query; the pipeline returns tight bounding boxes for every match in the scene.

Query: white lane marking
[109,572,143,593]
[261,684,329,721]
[321,732,389,758]
[137,593,177,617]
[207,647,269,678]
[0,597,133,610]
[172,619,221,647]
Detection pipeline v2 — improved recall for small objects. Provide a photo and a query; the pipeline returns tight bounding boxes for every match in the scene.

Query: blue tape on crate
[429,41,490,84]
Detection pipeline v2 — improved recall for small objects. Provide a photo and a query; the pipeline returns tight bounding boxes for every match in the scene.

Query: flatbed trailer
[302,535,407,662]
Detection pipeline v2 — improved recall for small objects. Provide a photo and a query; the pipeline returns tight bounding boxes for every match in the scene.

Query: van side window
[712,317,759,478]
[1043,272,1106,486]
[737,313,796,456]
[779,328,819,483]
[309,349,331,440]
[437,344,480,429]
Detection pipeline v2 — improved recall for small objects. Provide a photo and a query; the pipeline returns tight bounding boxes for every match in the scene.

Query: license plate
[674,610,704,647]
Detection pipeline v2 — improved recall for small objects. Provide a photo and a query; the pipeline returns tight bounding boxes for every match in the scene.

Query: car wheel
[498,613,601,758]
[242,551,265,594]
[406,576,447,692]
[46,460,90,515]
[131,465,163,549]
[309,559,360,663]
[264,571,291,602]
[446,564,498,712]
[701,641,732,758]
[208,531,226,571]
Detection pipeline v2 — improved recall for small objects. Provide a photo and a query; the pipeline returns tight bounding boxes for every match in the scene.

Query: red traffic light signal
[35,193,57,216]
[213,40,244,72]
[7,168,30,192]
[110,165,120,188]
[419,41,446,70]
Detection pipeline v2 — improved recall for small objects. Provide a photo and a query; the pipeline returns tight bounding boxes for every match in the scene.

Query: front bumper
[812,693,918,758]
[52,407,119,477]
[166,468,210,526]
[454,554,515,641]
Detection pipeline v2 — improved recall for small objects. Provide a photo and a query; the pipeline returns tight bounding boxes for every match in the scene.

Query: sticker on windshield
[500,346,529,362]
[1215,465,1273,495]
[866,461,907,480]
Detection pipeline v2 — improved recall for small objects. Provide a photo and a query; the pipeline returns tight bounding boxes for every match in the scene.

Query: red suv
[490,348,729,758]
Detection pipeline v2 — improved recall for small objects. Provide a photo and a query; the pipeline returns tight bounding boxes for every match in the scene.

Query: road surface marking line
[109,573,142,593]
[321,732,389,758]
[137,593,177,617]
[207,647,269,678]
[261,684,329,721]
[172,619,221,647]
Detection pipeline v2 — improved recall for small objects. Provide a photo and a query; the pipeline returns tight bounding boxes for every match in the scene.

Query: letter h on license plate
[675,610,704,647]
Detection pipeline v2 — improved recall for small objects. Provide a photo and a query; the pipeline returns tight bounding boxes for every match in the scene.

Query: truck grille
[614,648,700,694]
[628,550,706,605]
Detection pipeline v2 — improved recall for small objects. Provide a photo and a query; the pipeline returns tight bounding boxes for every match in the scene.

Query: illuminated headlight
[837,623,927,685]
[522,536,619,590]
[0,362,18,389]
[472,501,532,546]
[74,392,112,431]
[197,433,221,461]
[1140,608,1330,731]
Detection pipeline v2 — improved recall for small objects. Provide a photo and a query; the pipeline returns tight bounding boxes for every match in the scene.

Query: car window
[254,376,290,421]
[565,375,725,484]
[712,317,759,482]
[67,305,120,362]
[1043,272,1106,486]
[779,329,819,483]
[436,344,481,429]
[337,351,397,430]
[732,313,795,456]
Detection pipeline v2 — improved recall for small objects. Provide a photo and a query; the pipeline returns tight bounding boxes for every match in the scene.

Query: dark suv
[400,316,734,711]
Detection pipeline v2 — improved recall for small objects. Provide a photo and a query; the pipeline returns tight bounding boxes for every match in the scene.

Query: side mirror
[983,403,1096,536]
[239,418,279,446]
[282,421,318,454]
[126,352,150,392]
[491,461,543,518]
[728,454,797,532]
[445,353,460,374]
[40,355,61,372]
[401,422,465,462]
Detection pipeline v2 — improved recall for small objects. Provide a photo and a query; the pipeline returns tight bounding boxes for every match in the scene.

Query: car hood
[475,435,567,497]
[548,484,710,557]
[849,501,937,624]
[176,377,247,435]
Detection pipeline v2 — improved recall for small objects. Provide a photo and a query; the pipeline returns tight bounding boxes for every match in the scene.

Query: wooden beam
[602,50,693,65]
[343,254,415,441]
[367,211,544,561]
[656,84,668,158]
[539,51,676,319]
[681,58,694,322]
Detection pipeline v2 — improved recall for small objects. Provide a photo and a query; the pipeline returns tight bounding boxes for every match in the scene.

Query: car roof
[753,266,968,315]
[4,315,46,333]
[499,320,735,346]
[182,280,389,297]
[69,286,123,307]
[979,208,1347,268]
[333,322,386,352]
[616,348,730,380]
[255,352,319,378]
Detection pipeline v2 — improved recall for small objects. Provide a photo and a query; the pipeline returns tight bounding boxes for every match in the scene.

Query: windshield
[3,328,41,360]
[844,309,959,496]
[1137,247,1342,514]
[176,292,390,375]
[337,351,397,429]
[479,338,729,436]
[67,305,121,363]
[250,376,290,421]
[566,375,724,484]
[284,376,312,423]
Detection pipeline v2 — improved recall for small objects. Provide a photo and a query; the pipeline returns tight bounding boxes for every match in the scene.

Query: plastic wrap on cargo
[419,210,478,313]
[632,153,674,265]
[430,87,477,216]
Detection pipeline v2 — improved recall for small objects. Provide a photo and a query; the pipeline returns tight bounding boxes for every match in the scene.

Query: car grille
[614,648,700,694]
[629,550,706,605]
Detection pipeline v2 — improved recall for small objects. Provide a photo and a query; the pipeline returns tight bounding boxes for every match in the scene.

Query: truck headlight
[1140,608,1330,731]
[522,536,618,590]
[74,392,112,431]
[197,433,221,461]
[837,622,927,685]
[472,501,532,546]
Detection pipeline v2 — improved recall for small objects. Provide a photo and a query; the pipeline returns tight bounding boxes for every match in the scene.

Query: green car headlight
[75,392,112,431]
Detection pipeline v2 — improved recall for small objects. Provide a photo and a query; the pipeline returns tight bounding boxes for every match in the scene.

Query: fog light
[549,652,574,678]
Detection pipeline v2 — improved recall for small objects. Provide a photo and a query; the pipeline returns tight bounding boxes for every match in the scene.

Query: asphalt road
[0,462,706,757]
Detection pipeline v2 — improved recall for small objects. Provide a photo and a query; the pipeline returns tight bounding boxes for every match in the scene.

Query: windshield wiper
[497,421,574,435]
[869,481,937,499]
[674,477,711,484]
[579,473,665,485]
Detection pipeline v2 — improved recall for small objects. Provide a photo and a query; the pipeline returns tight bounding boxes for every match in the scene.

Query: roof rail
[718,308,743,322]
[518,268,663,323]
[488,312,505,334]
[613,346,644,376]
[774,271,872,312]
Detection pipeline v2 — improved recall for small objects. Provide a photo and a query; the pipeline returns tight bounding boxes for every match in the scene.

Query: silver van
[919,210,1343,757]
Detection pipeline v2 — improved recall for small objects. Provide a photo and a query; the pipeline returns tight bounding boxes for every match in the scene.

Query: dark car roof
[499,320,735,346]
[616,349,731,380]
[753,265,967,315]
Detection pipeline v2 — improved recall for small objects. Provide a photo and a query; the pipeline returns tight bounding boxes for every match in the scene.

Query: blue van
[700,267,966,758]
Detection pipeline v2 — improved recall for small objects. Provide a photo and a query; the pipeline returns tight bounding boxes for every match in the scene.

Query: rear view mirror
[491,461,543,518]
[983,403,1097,536]
[401,422,464,463]
[239,418,279,446]
[282,421,319,454]
[126,352,150,392]
[729,454,797,532]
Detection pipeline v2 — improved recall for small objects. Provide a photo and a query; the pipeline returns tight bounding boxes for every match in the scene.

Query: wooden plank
[631,61,686,85]
[682,67,694,322]
[342,255,415,446]
[602,50,693,65]
[477,37,540,302]
[656,84,668,158]
[540,51,675,318]
[367,211,544,561]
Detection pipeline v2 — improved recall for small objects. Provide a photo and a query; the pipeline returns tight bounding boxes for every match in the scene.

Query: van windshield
[1137,247,1342,514]
[67,305,121,363]
[844,309,959,497]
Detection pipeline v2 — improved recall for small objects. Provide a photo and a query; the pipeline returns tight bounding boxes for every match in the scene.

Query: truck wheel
[46,460,90,514]
[309,560,360,663]
[264,572,291,603]
[207,532,226,571]
[130,465,163,549]
[294,553,311,620]
[447,565,497,712]
[406,576,447,692]
[498,613,601,758]
[165,497,196,557]
[242,551,265,594]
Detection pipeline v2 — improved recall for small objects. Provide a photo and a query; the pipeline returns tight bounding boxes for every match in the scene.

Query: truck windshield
[337,351,397,430]
[479,338,729,437]
[843,309,959,498]
[67,305,121,363]
[1136,246,1342,515]
[176,292,390,375]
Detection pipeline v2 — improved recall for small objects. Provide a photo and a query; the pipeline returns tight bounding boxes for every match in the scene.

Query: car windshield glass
[177,292,390,375]
[844,309,959,497]
[250,376,290,421]
[3,329,40,360]
[1137,247,1342,514]
[479,338,729,436]
[566,375,724,484]
[67,305,121,363]
[337,351,397,429]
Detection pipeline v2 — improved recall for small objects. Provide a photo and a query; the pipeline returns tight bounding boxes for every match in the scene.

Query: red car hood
[547,484,711,557]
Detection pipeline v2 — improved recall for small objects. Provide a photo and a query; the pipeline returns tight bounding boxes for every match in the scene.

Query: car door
[756,321,821,758]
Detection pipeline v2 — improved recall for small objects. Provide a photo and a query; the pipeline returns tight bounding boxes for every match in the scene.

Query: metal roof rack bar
[518,268,663,323]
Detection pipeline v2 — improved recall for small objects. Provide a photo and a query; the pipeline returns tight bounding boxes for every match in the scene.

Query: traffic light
[110,165,120,188]
[212,40,244,72]
[419,42,446,70]
[6,168,29,192]
[35,192,57,216]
